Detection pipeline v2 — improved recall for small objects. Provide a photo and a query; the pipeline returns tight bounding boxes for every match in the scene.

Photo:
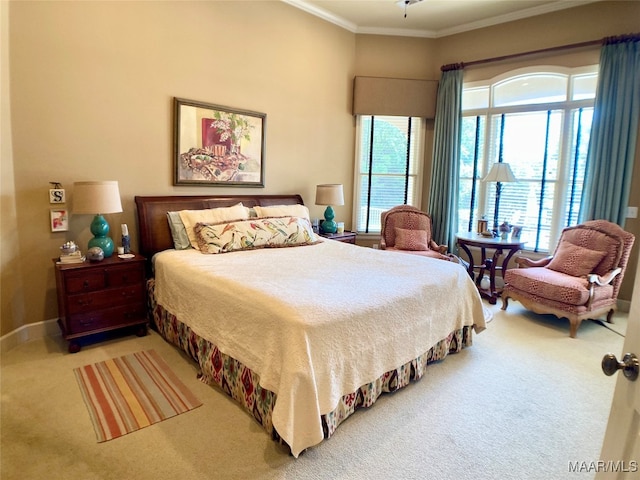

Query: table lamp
[315,184,344,234]
[482,162,517,235]
[73,181,123,257]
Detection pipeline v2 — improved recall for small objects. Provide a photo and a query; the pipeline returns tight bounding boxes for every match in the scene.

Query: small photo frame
[50,209,69,232]
[511,225,523,239]
[49,188,66,204]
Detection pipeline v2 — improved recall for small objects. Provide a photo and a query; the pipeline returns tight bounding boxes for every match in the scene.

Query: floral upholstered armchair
[501,220,634,338]
[379,205,452,261]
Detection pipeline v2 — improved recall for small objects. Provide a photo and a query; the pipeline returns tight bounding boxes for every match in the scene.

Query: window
[458,66,597,252]
[353,115,424,234]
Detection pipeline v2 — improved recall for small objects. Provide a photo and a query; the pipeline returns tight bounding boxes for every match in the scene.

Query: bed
[135,194,487,457]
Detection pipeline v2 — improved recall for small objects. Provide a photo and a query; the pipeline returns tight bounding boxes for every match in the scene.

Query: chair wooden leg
[501,295,509,311]
[606,309,615,324]
[569,319,580,338]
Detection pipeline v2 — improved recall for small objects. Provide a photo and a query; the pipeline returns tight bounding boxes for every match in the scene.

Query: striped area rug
[74,349,202,442]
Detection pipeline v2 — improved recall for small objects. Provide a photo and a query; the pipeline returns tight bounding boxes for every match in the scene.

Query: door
[596,259,640,479]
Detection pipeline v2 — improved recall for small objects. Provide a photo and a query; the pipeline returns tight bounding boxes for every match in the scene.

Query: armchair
[501,220,634,338]
[380,205,452,261]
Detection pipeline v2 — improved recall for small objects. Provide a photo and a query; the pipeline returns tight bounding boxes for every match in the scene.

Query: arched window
[458,66,598,252]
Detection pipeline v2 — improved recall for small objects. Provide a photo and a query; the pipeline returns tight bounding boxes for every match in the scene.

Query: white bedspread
[153,239,486,457]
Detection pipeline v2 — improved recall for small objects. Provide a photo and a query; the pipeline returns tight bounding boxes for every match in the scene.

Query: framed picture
[174,97,266,187]
[50,209,69,232]
[49,188,66,204]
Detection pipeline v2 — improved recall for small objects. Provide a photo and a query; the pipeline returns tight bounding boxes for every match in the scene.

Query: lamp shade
[315,184,344,206]
[72,181,123,214]
[482,163,517,183]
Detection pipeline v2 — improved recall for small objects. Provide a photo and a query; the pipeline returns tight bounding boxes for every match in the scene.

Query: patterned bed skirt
[147,279,474,453]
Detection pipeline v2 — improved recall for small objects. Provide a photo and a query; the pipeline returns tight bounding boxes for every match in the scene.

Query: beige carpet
[1,302,626,480]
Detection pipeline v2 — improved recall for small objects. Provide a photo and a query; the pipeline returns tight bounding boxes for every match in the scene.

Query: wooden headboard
[134,194,304,268]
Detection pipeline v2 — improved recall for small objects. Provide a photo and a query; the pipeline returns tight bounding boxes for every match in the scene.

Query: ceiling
[284,0,598,38]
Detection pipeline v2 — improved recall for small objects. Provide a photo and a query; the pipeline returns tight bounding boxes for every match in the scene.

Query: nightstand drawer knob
[83,280,90,289]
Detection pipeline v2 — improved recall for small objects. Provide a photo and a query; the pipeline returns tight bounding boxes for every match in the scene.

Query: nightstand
[319,231,357,244]
[53,253,148,353]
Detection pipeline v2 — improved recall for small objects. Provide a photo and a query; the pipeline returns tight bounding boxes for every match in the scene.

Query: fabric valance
[352,76,438,118]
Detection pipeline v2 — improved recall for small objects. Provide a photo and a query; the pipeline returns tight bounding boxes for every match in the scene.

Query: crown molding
[284,0,599,39]
[282,0,358,33]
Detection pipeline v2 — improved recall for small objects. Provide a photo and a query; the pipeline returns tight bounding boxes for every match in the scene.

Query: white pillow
[254,204,310,221]
[166,211,191,250]
[178,203,249,250]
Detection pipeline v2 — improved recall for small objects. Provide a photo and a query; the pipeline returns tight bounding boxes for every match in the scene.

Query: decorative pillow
[166,211,191,250]
[178,203,249,250]
[395,227,429,251]
[547,240,608,277]
[195,217,318,254]
[254,204,310,221]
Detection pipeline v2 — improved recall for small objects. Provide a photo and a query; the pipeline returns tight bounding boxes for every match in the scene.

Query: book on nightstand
[57,251,86,264]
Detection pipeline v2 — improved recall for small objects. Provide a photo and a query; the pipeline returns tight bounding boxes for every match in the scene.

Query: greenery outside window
[459,66,598,252]
[353,115,424,234]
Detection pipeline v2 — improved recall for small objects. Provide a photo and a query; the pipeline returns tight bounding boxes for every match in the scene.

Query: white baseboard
[617,299,631,313]
[0,318,60,353]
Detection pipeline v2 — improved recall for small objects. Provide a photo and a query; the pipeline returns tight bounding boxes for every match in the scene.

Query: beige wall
[1,0,24,336]
[2,0,639,336]
[354,34,438,215]
[3,0,355,335]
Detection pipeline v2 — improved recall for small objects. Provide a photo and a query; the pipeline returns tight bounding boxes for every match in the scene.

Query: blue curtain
[579,35,640,225]
[428,67,464,249]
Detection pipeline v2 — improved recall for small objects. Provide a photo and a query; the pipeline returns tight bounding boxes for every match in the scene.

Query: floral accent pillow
[194,216,319,254]
[547,240,608,277]
[178,203,249,251]
[394,227,429,251]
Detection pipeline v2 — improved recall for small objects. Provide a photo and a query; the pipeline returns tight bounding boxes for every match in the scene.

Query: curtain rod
[441,38,602,72]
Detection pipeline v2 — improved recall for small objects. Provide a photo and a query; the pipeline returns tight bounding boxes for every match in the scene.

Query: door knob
[601,353,639,381]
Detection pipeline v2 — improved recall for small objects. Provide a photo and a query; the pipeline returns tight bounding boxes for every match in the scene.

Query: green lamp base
[88,214,115,257]
[321,206,337,234]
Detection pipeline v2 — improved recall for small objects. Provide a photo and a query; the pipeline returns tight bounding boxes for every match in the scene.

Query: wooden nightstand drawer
[67,303,147,335]
[64,270,106,293]
[106,264,144,287]
[66,284,145,315]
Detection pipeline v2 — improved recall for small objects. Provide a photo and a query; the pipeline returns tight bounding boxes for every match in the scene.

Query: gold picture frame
[174,97,266,187]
